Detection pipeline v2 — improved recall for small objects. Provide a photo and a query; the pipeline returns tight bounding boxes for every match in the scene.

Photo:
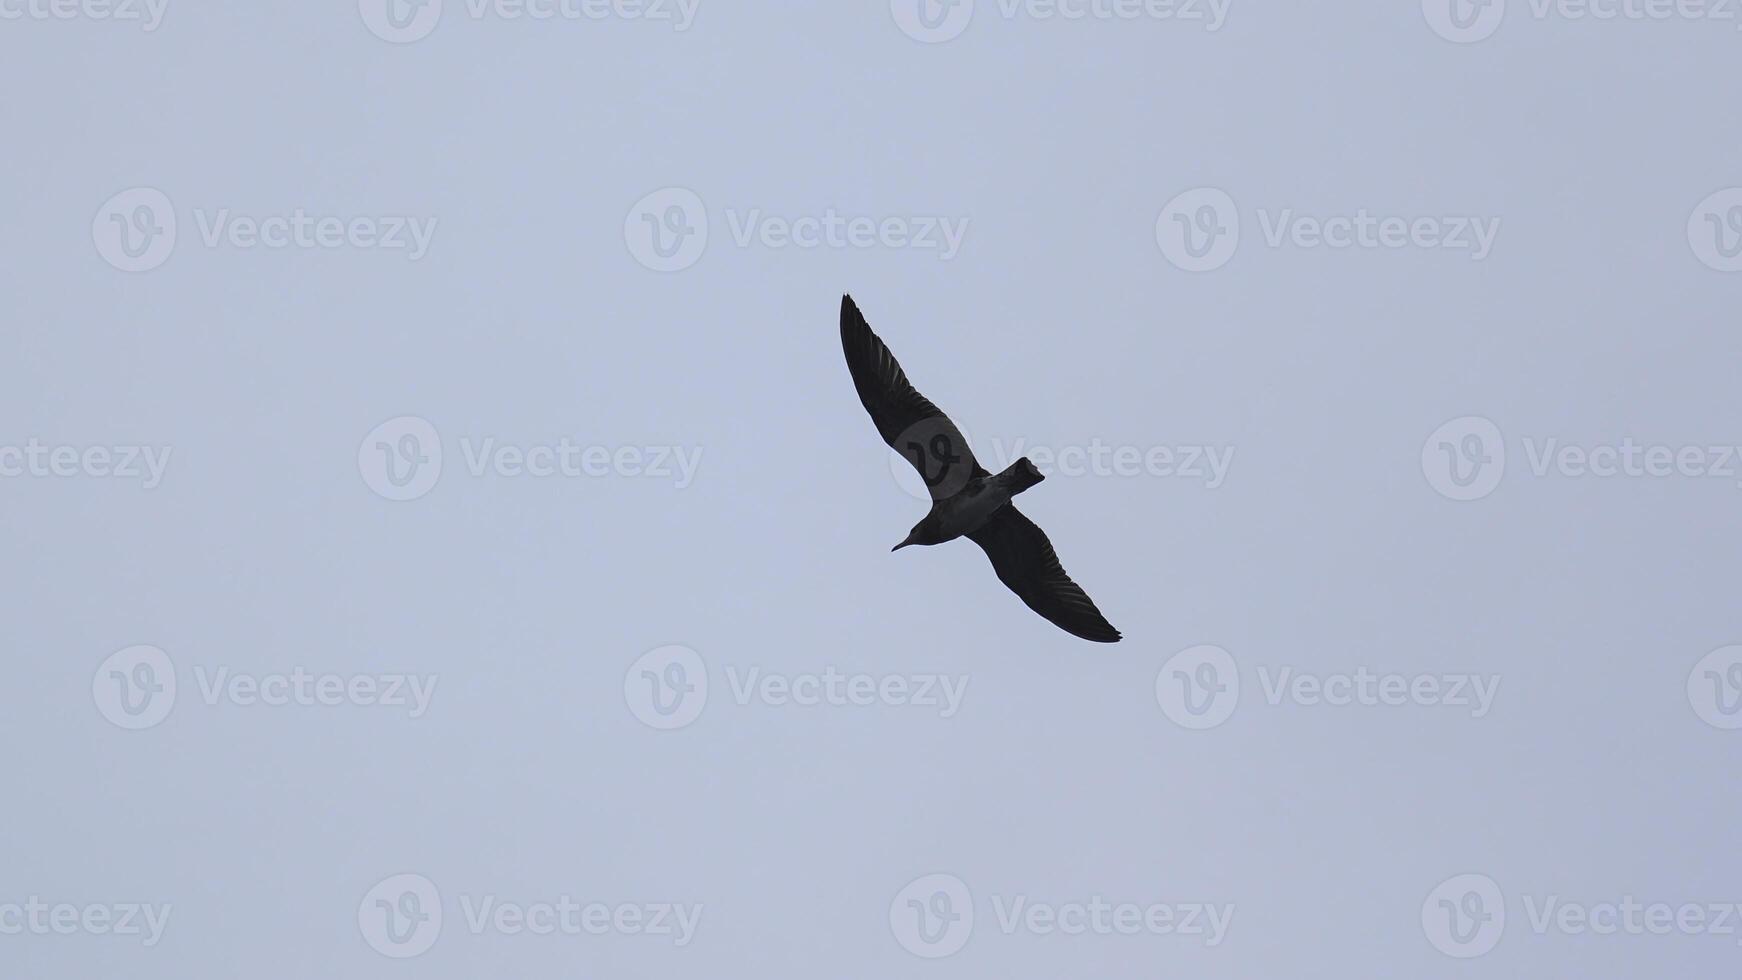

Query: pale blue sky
[3,2,1741,977]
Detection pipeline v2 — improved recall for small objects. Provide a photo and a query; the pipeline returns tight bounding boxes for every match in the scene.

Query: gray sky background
[3,1,1741,976]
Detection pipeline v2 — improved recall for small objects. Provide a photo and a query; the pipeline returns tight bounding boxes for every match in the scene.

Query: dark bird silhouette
[839,294,1121,643]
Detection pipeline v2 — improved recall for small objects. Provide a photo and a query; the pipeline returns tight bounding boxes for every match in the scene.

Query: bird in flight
[839,294,1121,643]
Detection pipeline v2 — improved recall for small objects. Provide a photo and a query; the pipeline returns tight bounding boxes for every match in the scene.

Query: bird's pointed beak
[892,535,916,552]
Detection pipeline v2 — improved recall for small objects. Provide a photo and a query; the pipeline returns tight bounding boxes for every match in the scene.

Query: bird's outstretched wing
[967,505,1122,643]
[840,294,984,500]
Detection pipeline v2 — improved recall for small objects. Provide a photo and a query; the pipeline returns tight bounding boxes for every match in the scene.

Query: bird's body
[894,458,1045,550]
[839,294,1122,643]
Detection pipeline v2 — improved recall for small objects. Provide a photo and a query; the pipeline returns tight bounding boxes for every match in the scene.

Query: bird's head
[892,521,938,552]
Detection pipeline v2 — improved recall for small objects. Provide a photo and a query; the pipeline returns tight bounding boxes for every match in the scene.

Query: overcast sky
[3,2,1741,977]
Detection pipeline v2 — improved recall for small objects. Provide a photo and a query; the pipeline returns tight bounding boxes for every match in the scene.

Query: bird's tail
[1001,457,1046,495]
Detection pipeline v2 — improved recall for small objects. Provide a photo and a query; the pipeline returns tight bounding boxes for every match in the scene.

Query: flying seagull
[839,294,1121,643]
